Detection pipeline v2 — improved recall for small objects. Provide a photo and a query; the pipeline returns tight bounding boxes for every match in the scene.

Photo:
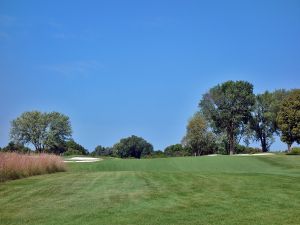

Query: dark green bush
[235,144,261,154]
[63,149,83,156]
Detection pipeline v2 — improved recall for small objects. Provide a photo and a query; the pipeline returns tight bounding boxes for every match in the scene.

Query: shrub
[1,142,32,153]
[164,144,191,157]
[91,146,114,157]
[141,150,166,158]
[0,152,66,182]
[63,149,83,156]
[287,147,300,155]
[235,145,262,154]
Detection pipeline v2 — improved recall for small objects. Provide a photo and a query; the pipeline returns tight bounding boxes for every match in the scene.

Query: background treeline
[1,80,300,157]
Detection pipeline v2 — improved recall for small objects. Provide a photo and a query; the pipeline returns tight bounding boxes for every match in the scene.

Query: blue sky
[0,0,299,151]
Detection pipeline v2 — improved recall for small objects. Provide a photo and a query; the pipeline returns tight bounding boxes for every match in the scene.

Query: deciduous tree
[199,81,255,155]
[250,90,288,152]
[10,111,72,152]
[113,135,153,158]
[277,89,300,152]
[182,112,216,156]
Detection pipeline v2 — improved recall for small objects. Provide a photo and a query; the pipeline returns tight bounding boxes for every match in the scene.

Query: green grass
[1,155,300,225]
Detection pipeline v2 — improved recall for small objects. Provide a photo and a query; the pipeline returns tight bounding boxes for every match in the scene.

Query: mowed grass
[0,156,300,225]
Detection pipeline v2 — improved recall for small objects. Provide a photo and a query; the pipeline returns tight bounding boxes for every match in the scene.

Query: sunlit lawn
[0,155,299,225]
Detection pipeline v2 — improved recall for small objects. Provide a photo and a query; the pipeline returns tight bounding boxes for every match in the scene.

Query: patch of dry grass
[0,152,66,182]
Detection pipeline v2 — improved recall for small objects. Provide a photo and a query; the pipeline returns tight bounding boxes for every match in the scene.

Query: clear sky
[0,0,299,151]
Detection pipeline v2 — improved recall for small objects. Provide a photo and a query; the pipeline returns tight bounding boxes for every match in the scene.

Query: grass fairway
[0,156,300,225]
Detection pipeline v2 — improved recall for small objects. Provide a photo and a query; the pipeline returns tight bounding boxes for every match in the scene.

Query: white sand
[64,157,102,163]
[252,153,275,156]
[235,153,275,156]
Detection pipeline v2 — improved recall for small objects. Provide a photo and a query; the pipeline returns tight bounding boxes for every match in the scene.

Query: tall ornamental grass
[0,152,66,182]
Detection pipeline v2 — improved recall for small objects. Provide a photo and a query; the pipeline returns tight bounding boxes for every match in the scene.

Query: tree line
[1,80,299,157]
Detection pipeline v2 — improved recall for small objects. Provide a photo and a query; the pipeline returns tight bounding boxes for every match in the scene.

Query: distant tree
[1,141,32,153]
[249,90,288,152]
[91,145,113,156]
[150,150,166,158]
[277,89,300,152]
[10,111,72,152]
[64,139,88,155]
[182,112,216,156]
[199,81,255,155]
[113,135,153,158]
[164,144,190,157]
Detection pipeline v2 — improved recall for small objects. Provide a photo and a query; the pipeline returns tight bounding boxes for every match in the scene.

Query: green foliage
[234,144,262,154]
[287,147,300,155]
[164,144,190,157]
[277,89,300,151]
[91,145,114,157]
[113,135,153,158]
[182,112,217,156]
[148,150,166,158]
[250,91,275,152]
[249,90,288,152]
[199,80,255,154]
[10,111,72,152]
[65,139,88,155]
[44,112,72,150]
[1,141,32,153]
[63,149,83,156]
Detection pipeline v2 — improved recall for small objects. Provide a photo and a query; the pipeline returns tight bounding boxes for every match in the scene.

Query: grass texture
[0,155,299,225]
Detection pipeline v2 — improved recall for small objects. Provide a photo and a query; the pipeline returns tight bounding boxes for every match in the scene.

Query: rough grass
[0,152,66,182]
[0,155,299,225]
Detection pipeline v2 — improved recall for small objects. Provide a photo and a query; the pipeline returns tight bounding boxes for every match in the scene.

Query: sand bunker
[64,157,102,163]
[235,153,275,156]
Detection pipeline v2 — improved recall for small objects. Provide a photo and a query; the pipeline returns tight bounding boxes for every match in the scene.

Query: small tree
[182,112,216,156]
[113,135,153,158]
[65,139,88,155]
[277,89,300,152]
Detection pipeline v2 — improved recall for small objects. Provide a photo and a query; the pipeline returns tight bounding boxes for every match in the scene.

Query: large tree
[249,90,288,152]
[113,135,153,158]
[277,89,300,152]
[10,111,72,152]
[199,81,255,155]
[182,112,216,156]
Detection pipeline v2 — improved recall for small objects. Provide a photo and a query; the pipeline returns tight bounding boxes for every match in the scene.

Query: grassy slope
[0,156,299,225]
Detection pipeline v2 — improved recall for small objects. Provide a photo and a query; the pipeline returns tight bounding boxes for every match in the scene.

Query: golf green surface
[1,155,299,225]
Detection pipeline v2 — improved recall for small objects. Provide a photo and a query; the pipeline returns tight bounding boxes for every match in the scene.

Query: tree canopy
[249,90,288,152]
[113,135,154,158]
[164,144,189,157]
[277,89,300,151]
[10,111,72,152]
[199,81,255,154]
[182,112,216,156]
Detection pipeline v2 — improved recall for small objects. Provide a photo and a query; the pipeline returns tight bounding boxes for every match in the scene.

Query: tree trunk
[229,131,234,155]
[261,135,268,152]
[287,144,292,152]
